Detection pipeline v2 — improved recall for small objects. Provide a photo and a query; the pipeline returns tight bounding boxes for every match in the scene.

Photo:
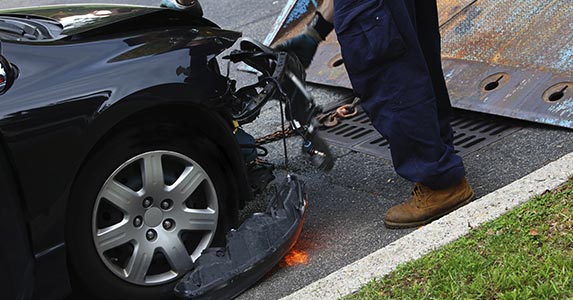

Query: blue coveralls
[333,0,465,189]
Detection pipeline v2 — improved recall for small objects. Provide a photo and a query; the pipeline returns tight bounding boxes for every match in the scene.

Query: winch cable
[259,75,293,173]
[262,74,317,173]
[278,98,290,173]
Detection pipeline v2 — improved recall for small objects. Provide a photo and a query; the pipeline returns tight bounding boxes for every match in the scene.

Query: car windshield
[0,14,63,41]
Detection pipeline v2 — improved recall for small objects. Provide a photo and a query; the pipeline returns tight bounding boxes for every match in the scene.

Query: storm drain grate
[319,105,522,160]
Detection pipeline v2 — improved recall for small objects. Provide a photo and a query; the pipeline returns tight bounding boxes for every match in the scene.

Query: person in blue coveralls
[162,0,475,229]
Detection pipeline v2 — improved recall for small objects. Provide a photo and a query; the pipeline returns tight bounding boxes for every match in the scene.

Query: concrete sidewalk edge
[280,152,573,300]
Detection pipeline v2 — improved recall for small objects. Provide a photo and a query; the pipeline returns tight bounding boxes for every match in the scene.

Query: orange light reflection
[284,249,309,266]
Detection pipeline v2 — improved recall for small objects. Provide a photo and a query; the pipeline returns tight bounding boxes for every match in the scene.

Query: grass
[345,180,573,300]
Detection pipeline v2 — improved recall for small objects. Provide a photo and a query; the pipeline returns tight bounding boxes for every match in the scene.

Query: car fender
[77,86,251,221]
[0,28,241,256]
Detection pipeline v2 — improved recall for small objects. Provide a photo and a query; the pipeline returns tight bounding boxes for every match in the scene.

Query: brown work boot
[383,177,475,229]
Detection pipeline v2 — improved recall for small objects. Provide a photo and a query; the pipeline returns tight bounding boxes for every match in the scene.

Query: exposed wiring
[240,144,269,157]
[259,76,307,139]
[256,145,269,157]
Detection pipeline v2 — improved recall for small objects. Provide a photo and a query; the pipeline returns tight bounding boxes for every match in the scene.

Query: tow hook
[174,175,308,300]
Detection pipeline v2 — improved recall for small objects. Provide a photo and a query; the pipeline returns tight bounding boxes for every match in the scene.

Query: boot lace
[412,183,429,208]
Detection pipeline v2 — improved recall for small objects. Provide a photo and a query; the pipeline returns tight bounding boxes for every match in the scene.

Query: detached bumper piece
[174,175,308,300]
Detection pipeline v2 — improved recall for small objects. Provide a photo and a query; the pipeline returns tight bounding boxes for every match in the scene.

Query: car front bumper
[174,175,307,300]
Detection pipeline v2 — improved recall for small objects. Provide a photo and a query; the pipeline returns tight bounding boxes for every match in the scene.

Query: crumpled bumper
[174,175,307,300]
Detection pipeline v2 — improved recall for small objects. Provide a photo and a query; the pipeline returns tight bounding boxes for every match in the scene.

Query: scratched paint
[556,48,573,71]
[285,0,312,25]
[548,99,573,118]
[441,0,573,74]
[265,0,322,47]
[436,0,476,25]
[452,7,481,35]
[536,118,573,128]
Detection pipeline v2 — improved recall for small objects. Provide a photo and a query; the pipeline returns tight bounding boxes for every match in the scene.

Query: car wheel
[67,124,235,300]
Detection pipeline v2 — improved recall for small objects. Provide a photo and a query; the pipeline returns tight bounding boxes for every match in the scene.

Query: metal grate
[319,105,522,160]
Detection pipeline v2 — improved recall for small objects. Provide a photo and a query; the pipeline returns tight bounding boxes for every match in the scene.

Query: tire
[66,122,235,300]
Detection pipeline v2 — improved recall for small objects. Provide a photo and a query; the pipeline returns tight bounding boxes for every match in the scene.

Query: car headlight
[0,52,16,95]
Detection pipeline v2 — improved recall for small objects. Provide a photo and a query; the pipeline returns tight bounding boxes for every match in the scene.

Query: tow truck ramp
[266,0,573,129]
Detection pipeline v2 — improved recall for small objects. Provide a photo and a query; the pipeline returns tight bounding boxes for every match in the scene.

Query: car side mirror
[0,54,16,95]
[180,0,203,17]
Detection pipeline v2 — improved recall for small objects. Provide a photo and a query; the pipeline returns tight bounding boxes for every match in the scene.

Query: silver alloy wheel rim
[92,150,219,286]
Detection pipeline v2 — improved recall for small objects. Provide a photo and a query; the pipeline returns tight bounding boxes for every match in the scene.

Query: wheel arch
[64,101,251,299]
[68,102,251,229]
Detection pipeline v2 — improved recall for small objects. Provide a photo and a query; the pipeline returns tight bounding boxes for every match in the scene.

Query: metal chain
[254,97,361,145]
[255,127,296,145]
[316,97,361,128]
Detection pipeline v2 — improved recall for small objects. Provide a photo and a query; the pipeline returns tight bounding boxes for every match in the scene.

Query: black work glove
[275,31,320,69]
[274,12,333,69]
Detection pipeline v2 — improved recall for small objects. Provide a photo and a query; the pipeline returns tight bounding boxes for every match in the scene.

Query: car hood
[0,4,219,39]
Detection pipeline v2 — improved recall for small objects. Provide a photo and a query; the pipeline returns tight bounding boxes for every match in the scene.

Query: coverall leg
[333,0,464,189]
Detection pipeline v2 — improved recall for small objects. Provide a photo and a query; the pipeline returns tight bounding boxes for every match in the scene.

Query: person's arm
[318,0,334,24]
[275,0,334,68]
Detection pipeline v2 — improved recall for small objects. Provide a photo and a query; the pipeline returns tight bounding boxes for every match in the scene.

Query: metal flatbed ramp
[266,0,573,129]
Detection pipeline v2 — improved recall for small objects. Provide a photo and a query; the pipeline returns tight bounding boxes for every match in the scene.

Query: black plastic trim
[174,175,307,300]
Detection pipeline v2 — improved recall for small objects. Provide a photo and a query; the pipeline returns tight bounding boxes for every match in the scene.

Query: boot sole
[383,191,476,229]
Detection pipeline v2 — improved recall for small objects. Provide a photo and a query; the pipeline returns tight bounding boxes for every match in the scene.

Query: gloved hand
[275,30,321,69]
[274,12,333,69]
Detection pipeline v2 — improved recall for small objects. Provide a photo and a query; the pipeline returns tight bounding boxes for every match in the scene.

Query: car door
[0,43,34,300]
[0,142,35,300]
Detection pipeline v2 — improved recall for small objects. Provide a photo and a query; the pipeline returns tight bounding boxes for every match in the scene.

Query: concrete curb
[280,152,573,300]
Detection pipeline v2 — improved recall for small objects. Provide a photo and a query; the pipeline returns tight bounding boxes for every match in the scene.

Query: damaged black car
[0,3,331,300]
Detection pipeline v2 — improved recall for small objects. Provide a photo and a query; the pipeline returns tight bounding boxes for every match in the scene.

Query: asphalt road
[3,1,572,299]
